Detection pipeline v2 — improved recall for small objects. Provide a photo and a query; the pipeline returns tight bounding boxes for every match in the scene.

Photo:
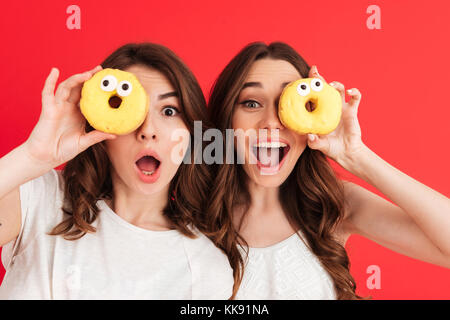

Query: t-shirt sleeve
[1,169,64,270]
[183,228,235,300]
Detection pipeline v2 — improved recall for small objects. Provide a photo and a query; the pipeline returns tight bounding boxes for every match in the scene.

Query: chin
[137,181,166,195]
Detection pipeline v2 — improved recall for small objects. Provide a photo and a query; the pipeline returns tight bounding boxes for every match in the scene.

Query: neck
[107,170,173,231]
[233,178,296,246]
[234,178,284,225]
[247,180,282,213]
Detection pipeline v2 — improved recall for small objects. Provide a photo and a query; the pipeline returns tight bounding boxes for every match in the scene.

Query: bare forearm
[344,144,450,256]
[0,143,52,200]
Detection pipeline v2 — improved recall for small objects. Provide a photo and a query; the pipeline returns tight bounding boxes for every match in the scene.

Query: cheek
[232,109,255,132]
[232,110,254,153]
[289,134,308,158]
[105,136,124,158]
[159,120,190,166]
[105,135,132,160]
[294,133,308,147]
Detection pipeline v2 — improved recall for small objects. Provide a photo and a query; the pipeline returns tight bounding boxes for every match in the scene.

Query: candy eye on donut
[296,82,310,96]
[117,80,133,97]
[100,75,118,92]
[311,78,323,92]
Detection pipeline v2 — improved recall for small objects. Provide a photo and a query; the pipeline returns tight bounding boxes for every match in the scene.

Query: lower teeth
[142,170,155,175]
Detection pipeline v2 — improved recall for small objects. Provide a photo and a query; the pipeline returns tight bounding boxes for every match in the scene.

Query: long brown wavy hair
[206,41,365,300]
[49,43,213,242]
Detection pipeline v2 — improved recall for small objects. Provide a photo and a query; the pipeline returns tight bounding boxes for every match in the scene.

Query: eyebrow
[242,82,262,89]
[158,91,178,100]
[241,81,292,90]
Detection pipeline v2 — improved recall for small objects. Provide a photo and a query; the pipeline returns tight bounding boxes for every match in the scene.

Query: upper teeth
[253,142,287,148]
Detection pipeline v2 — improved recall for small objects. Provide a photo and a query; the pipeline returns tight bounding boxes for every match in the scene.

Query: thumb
[79,130,117,151]
[307,134,324,151]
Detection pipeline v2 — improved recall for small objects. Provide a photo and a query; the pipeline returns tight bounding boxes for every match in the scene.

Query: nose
[136,114,157,142]
[259,102,284,131]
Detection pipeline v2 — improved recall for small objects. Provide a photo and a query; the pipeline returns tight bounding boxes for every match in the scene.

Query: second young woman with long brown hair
[206,42,450,299]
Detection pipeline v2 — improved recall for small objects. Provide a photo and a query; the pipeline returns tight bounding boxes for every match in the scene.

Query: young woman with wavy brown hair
[0,43,233,299]
[206,42,450,299]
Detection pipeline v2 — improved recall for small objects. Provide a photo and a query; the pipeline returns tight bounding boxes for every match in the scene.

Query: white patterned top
[236,231,337,300]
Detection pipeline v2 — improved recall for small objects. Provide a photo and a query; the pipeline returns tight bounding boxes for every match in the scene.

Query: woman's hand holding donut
[306,65,366,170]
[24,66,117,169]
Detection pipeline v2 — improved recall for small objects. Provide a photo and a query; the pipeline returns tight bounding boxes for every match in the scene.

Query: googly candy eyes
[117,80,132,97]
[101,75,118,92]
[310,78,323,92]
[296,82,310,96]
[296,78,324,96]
[100,76,133,97]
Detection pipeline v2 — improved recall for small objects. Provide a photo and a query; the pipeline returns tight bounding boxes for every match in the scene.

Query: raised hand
[24,66,117,169]
[306,65,366,169]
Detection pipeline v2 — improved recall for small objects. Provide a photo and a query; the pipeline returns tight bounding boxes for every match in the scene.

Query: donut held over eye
[80,68,149,135]
[278,78,342,135]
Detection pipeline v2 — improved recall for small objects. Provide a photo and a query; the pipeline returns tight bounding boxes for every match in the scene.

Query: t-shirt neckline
[97,199,180,237]
[239,231,302,253]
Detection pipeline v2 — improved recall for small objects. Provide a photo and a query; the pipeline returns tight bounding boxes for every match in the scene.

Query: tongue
[136,156,158,172]
[258,148,280,167]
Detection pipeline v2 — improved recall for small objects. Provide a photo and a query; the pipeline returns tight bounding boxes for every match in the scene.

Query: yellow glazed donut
[80,68,149,135]
[278,78,342,135]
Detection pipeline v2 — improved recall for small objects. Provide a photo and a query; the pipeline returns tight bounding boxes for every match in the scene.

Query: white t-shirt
[235,232,337,300]
[0,169,233,299]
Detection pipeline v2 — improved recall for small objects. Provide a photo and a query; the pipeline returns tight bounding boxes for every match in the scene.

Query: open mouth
[109,95,122,109]
[135,155,161,176]
[251,141,290,169]
[305,100,316,112]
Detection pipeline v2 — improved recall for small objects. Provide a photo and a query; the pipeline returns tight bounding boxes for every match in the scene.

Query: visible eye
[311,78,323,92]
[162,106,180,117]
[100,75,117,92]
[241,100,261,109]
[296,82,310,96]
[117,80,132,97]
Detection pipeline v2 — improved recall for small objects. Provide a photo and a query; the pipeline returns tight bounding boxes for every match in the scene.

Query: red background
[1,0,449,299]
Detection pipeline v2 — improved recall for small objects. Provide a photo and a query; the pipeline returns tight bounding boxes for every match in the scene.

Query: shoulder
[182,226,234,299]
[2,169,66,265]
[183,225,228,261]
[23,169,64,200]
[21,169,65,230]
[20,168,64,211]
[25,169,65,212]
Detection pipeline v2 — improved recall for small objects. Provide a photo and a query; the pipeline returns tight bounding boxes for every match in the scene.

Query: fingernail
[329,82,335,86]
[347,89,352,93]
[308,134,315,141]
